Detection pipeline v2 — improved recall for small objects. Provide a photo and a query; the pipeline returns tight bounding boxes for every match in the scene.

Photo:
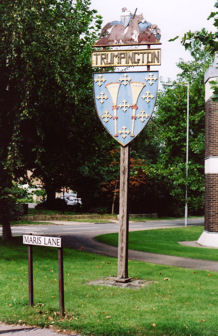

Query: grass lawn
[26,209,117,219]
[96,226,218,261]
[11,220,54,226]
[12,219,113,225]
[22,209,117,223]
[0,237,218,336]
[24,208,198,223]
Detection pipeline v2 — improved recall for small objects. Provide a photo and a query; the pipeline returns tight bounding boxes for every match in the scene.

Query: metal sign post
[23,235,64,316]
[92,8,161,282]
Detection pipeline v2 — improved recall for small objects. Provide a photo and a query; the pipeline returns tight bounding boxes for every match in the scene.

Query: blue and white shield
[93,71,159,146]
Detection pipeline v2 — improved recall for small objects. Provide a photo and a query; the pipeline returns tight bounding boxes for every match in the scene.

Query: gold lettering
[92,49,161,67]
[126,51,134,65]
[92,53,99,66]
[107,52,113,65]
[147,52,152,64]
[134,52,141,64]
[153,50,160,64]
[140,52,147,64]
[113,53,119,65]
[119,53,126,65]
[132,52,138,64]
[100,53,107,65]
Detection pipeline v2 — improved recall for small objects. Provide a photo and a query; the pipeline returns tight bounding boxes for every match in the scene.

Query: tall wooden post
[117,145,130,281]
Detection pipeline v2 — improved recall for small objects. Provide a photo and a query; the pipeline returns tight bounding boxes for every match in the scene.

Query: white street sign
[23,235,62,248]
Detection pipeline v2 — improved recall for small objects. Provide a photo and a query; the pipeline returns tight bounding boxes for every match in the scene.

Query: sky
[91,0,215,82]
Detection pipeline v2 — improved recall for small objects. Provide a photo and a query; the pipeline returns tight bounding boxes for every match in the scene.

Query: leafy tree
[0,0,102,237]
[181,1,217,57]
[181,2,217,101]
[151,48,212,215]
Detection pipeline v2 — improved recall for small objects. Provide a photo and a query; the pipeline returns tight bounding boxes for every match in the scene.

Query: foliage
[0,0,102,181]
[0,0,103,232]
[172,2,217,57]
[0,0,215,223]
[181,28,217,57]
[150,45,213,215]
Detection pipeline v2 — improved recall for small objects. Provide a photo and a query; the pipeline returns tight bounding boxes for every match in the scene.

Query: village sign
[92,8,161,281]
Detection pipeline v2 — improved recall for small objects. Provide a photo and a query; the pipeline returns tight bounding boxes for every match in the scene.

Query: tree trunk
[2,217,12,240]
[0,199,12,241]
[45,186,56,202]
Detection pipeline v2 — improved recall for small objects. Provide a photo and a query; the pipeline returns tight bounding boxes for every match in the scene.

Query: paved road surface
[3,217,204,237]
[0,323,79,335]
[2,217,215,273]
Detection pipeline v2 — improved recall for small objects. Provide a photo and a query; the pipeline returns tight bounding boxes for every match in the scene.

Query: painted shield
[93,71,159,146]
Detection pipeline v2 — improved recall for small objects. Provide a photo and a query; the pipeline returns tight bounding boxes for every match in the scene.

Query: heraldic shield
[93,71,159,146]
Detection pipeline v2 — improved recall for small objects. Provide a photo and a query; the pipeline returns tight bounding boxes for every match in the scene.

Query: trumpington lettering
[92,49,161,68]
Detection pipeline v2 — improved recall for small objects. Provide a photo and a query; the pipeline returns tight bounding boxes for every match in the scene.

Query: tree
[0,0,102,237]
[151,47,212,215]
[181,2,217,100]
[181,1,217,57]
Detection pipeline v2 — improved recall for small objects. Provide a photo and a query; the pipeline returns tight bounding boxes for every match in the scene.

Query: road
[3,217,218,272]
[4,217,218,273]
[2,217,204,238]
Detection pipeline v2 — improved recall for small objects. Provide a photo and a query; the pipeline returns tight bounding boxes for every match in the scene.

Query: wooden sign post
[117,145,130,281]
[92,8,161,282]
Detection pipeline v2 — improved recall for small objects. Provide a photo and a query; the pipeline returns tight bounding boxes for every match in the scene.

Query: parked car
[60,193,82,206]
[64,194,82,206]
[36,192,82,211]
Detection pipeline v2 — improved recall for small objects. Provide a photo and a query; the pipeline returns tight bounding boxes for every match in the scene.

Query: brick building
[198,55,218,247]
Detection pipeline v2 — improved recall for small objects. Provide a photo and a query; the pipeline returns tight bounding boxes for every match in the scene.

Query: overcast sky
[91,0,215,81]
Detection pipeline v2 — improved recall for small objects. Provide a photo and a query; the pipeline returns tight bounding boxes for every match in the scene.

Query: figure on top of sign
[95,8,161,46]
[120,7,131,26]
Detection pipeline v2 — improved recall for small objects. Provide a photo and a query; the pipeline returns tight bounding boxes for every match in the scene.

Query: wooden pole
[117,145,130,282]
[28,245,34,306]
[58,247,65,317]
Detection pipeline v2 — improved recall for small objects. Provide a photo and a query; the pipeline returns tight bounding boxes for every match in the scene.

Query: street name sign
[23,235,62,248]
[23,234,64,316]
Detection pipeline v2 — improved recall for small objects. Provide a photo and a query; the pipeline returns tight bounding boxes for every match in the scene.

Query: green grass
[24,209,117,223]
[1,237,218,335]
[27,209,116,218]
[26,209,200,222]
[13,219,113,225]
[129,215,202,222]
[11,220,54,226]
[96,226,218,261]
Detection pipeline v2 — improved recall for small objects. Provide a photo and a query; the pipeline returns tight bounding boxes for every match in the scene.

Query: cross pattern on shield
[93,71,159,146]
